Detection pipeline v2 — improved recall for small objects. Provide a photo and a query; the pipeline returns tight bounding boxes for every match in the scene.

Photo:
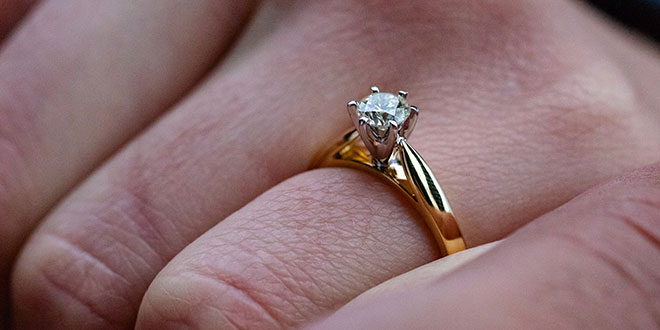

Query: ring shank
[313,130,466,257]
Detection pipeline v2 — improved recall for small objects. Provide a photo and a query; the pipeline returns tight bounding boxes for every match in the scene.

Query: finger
[309,164,660,330]
[0,0,255,318]
[136,175,499,330]
[133,169,438,330]
[13,0,660,329]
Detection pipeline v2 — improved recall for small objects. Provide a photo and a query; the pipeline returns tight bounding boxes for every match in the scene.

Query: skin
[0,0,36,41]
[308,165,660,330]
[0,0,658,329]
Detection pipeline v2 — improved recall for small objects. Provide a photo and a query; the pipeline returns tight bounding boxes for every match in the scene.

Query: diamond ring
[313,86,465,256]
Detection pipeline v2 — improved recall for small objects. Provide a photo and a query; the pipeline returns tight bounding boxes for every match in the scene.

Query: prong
[356,119,386,164]
[370,121,399,163]
[357,119,376,151]
[361,119,381,142]
[371,86,380,94]
[387,120,399,131]
[398,90,408,98]
[357,119,373,140]
[347,101,359,126]
[401,106,419,139]
[386,120,400,143]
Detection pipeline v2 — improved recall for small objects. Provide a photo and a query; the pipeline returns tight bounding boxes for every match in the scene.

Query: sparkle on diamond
[357,93,410,131]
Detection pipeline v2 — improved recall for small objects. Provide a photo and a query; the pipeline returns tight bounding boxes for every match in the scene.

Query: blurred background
[588,0,660,41]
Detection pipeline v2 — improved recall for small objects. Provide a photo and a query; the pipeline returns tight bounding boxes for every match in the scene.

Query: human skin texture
[309,164,660,330]
[0,0,659,329]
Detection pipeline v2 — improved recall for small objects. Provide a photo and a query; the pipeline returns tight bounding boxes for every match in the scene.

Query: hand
[309,164,660,329]
[0,0,658,329]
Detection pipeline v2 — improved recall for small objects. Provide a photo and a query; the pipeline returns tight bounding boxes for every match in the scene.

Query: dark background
[588,0,660,41]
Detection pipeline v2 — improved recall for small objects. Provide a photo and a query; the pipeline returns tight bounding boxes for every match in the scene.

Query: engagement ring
[314,87,465,256]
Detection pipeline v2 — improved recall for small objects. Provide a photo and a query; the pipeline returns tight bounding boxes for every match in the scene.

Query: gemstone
[356,92,410,131]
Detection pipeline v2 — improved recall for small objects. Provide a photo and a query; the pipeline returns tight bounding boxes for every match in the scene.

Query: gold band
[313,129,466,257]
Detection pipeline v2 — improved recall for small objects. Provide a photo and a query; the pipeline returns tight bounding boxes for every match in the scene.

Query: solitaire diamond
[357,92,411,131]
[346,87,419,163]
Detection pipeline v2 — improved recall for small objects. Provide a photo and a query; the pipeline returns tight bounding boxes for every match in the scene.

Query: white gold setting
[347,86,419,166]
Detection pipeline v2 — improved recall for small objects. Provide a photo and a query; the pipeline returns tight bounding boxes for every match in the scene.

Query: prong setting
[350,87,417,166]
[387,120,399,130]
[347,100,359,126]
[401,105,418,140]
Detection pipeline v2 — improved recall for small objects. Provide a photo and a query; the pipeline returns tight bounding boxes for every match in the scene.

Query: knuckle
[523,181,660,328]
[306,0,570,66]
[586,184,660,243]
[526,59,646,157]
[330,0,542,36]
[12,232,133,329]
[13,174,174,329]
[553,185,660,320]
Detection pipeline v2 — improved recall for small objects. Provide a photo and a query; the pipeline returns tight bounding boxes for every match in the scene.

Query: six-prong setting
[347,86,418,166]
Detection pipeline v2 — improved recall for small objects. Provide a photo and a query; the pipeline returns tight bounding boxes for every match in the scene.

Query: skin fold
[0,0,658,329]
[0,0,37,41]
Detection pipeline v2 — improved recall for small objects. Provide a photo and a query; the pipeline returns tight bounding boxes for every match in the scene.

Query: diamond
[356,92,411,131]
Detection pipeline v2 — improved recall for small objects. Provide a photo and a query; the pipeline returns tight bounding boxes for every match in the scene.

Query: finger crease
[45,232,132,288]
[555,231,657,321]
[39,264,122,328]
[190,270,282,330]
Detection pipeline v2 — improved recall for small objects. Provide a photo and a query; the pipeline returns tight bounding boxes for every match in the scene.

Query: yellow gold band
[313,129,466,257]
